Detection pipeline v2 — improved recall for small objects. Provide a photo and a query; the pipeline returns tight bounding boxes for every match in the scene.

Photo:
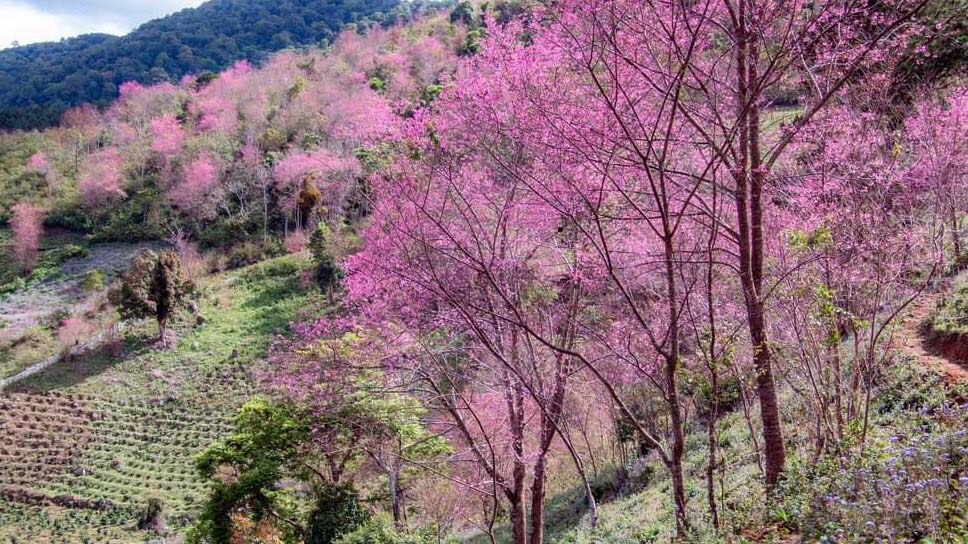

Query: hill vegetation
[0,0,966,543]
[0,0,420,130]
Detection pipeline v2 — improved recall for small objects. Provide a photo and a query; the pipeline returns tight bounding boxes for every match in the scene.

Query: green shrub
[94,188,173,242]
[692,374,742,420]
[28,264,60,282]
[929,277,968,335]
[225,240,284,270]
[307,482,371,544]
[80,269,105,291]
[0,276,26,294]
[335,515,442,544]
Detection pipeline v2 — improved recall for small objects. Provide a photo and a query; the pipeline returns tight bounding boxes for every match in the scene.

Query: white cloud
[0,0,205,47]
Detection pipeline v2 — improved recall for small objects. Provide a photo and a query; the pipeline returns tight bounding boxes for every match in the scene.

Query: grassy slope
[929,271,968,336]
[0,253,324,542]
[466,358,966,544]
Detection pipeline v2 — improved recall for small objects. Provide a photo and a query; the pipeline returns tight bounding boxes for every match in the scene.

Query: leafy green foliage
[334,514,441,544]
[109,250,190,340]
[306,482,370,544]
[191,397,310,543]
[929,274,968,335]
[308,221,342,288]
[80,269,105,292]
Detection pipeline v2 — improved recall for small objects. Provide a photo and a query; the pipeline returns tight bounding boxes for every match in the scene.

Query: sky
[0,0,207,47]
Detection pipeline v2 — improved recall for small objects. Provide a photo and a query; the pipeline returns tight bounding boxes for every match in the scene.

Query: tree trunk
[950,213,963,263]
[706,368,720,531]
[157,316,168,345]
[666,355,689,538]
[529,455,547,544]
[749,301,786,488]
[661,236,689,537]
[733,7,786,488]
[389,469,402,528]
[509,491,527,544]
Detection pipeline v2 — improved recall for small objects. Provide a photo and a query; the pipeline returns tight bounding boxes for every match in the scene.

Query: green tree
[309,221,340,289]
[191,398,311,544]
[109,249,189,344]
[306,482,370,544]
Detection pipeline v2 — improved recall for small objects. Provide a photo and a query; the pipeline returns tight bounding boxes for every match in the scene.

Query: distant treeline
[0,0,443,130]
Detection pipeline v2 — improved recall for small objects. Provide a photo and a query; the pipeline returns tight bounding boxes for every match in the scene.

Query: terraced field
[0,254,324,542]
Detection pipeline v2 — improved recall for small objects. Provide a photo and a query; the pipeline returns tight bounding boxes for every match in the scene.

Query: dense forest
[0,0,966,542]
[0,0,415,130]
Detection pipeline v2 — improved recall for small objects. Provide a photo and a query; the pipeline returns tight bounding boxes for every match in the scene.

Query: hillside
[0,253,324,541]
[0,0,966,543]
[0,0,407,130]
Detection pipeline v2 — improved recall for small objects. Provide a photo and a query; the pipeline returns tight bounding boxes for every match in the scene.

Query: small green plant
[136,498,166,533]
[80,269,105,291]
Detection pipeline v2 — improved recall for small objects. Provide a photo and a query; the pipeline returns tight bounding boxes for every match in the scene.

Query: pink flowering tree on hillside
[168,153,225,221]
[191,61,254,135]
[904,88,968,263]
[150,114,186,157]
[399,18,729,532]
[272,149,362,228]
[9,202,44,274]
[342,138,604,543]
[26,152,57,192]
[339,1,942,536]
[503,0,933,491]
[78,148,126,210]
[775,102,942,451]
[26,152,50,176]
[59,104,103,175]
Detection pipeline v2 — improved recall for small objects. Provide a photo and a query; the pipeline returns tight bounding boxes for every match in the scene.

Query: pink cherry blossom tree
[168,153,224,220]
[26,152,50,176]
[150,114,186,157]
[26,152,56,192]
[905,88,968,263]
[9,202,44,274]
[78,148,126,209]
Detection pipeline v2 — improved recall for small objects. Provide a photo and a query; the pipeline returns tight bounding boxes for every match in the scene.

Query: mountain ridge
[0,0,410,130]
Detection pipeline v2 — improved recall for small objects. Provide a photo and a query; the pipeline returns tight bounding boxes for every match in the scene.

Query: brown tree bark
[732,0,786,488]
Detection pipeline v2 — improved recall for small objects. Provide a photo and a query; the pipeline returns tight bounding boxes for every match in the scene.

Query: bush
[335,515,442,544]
[224,240,284,270]
[56,315,95,353]
[306,482,370,544]
[692,374,742,420]
[782,416,968,542]
[929,277,968,335]
[93,188,173,242]
[80,269,105,291]
[137,498,166,533]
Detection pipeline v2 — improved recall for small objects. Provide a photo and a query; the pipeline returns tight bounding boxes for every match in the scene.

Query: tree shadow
[8,333,152,393]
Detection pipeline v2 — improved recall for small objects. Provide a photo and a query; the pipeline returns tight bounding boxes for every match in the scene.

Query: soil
[897,290,968,383]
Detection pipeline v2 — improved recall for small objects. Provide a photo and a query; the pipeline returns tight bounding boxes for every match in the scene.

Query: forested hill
[0,0,405,130]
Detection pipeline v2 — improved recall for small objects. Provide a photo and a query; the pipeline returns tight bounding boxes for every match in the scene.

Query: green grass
[929,271,968,336]
[0,253,326,541]
[0,227,88,293]
[0,324,56,378]
[463,355,967,544]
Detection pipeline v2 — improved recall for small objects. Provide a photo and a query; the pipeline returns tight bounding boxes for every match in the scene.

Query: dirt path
[897,290,968,383]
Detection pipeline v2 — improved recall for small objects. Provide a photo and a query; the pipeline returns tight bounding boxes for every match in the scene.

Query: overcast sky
[1,0,207,47]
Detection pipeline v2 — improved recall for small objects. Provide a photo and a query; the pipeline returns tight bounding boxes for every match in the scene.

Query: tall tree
[110,249,190,344]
